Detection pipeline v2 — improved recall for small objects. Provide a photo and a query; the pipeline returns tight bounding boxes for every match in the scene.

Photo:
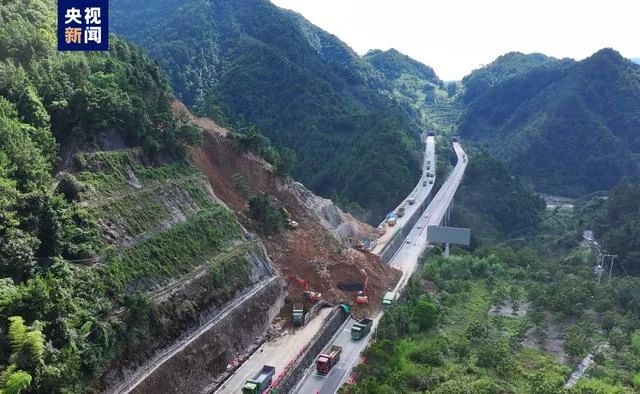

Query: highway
[215,307,332,393]
[371,135,436,255]
[213,136,436,394]
[391,141,468,284]
[291,318,371,394]
[294,141,468,393]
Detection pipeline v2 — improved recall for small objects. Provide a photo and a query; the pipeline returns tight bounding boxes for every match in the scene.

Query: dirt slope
[173,101,400,316]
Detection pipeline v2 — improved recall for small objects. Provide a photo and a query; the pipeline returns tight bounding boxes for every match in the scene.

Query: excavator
[288,274,322,302]
[356,269,369,304]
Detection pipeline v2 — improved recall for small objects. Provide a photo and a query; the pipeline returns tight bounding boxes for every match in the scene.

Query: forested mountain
[111,0,424,222]
[364,49,462,131]
[459,48,640,197]
[365,49,441,85]
[452,151,546,241]
[461,52,562,104]
[0,1,204,391]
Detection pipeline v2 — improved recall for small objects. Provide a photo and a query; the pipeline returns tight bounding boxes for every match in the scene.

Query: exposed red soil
[172,100,400,317]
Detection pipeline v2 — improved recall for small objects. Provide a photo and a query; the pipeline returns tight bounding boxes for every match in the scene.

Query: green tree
[249,193,286,234]
[446,81,457,97]
[412,296,440,331]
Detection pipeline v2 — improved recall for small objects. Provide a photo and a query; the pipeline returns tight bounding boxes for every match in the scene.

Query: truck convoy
[351,318,373,340]
[316,345,342,375]
[242,365,275,394]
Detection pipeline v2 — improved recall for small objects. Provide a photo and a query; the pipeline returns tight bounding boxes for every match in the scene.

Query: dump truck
[383,291,396,306]
[316,345,342,375]
[292,304,304,326]
[407,197,415,205]
[242,365,275,394]
[351,318,373,340]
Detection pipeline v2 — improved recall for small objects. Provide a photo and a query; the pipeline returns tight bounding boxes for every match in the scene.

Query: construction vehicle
[281,207,299,228]
[356,269,369,304]
[383,291,396,306]
[351,318,373,340]
[242,365,275,394]
[316,345,342,374]
[288,274,322,302]
[407,197,415,205]
[292,303,304,326]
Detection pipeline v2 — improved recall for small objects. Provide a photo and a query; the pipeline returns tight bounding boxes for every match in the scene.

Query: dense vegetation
[579,180,640,274]
[345,241,640,393]
[461,52,559,104]
[110,0,423,222]
[0,1,255,391]
[453,150,546,241]
[459,49,640,197]
[364,49,463,132]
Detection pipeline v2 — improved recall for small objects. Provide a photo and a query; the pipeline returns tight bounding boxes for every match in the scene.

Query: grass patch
[97,177,217,239]
[100,205,242,296]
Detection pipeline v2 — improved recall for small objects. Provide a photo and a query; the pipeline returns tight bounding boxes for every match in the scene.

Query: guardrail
[377,192,433,263]
[269,306,350,393]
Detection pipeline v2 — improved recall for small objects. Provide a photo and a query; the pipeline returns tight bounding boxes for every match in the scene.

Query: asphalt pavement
[292,318,371,394]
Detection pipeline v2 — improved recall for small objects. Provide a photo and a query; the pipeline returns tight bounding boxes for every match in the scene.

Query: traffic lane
[376,138,435,226]
[294,319,353,393]
[294,319,371,394]
[219,308,333,393]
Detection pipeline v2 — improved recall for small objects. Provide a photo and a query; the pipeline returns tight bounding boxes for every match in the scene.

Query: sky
[270,0,639,81]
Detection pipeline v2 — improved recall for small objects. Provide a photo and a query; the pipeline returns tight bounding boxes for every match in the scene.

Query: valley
[1,1,640,393]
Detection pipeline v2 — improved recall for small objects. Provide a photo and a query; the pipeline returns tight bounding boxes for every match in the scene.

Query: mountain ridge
[459,48,640,197]
[111,0,426,222]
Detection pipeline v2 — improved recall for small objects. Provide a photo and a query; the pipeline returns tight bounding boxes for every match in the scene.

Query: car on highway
[406,239,411,244]
[417,224,422,229]
[422,180,427,186]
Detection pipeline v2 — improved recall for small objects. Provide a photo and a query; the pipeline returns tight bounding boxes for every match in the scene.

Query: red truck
[316,345,342,375]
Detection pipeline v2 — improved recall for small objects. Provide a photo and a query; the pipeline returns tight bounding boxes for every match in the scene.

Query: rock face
[281,180,380,247]
[115,278,286,394]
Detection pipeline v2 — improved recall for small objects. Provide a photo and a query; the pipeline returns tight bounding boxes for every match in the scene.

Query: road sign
[427,226,471,245]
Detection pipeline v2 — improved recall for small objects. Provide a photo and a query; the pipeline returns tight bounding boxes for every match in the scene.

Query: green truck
[351,318,373,340]
[242,365,275,394]
[383,291,396,306]
[292,304,304,326]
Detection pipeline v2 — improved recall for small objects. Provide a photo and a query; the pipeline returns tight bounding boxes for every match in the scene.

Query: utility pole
[595,254,604,285]
[606,254,617,282]
[595,254,617,285]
